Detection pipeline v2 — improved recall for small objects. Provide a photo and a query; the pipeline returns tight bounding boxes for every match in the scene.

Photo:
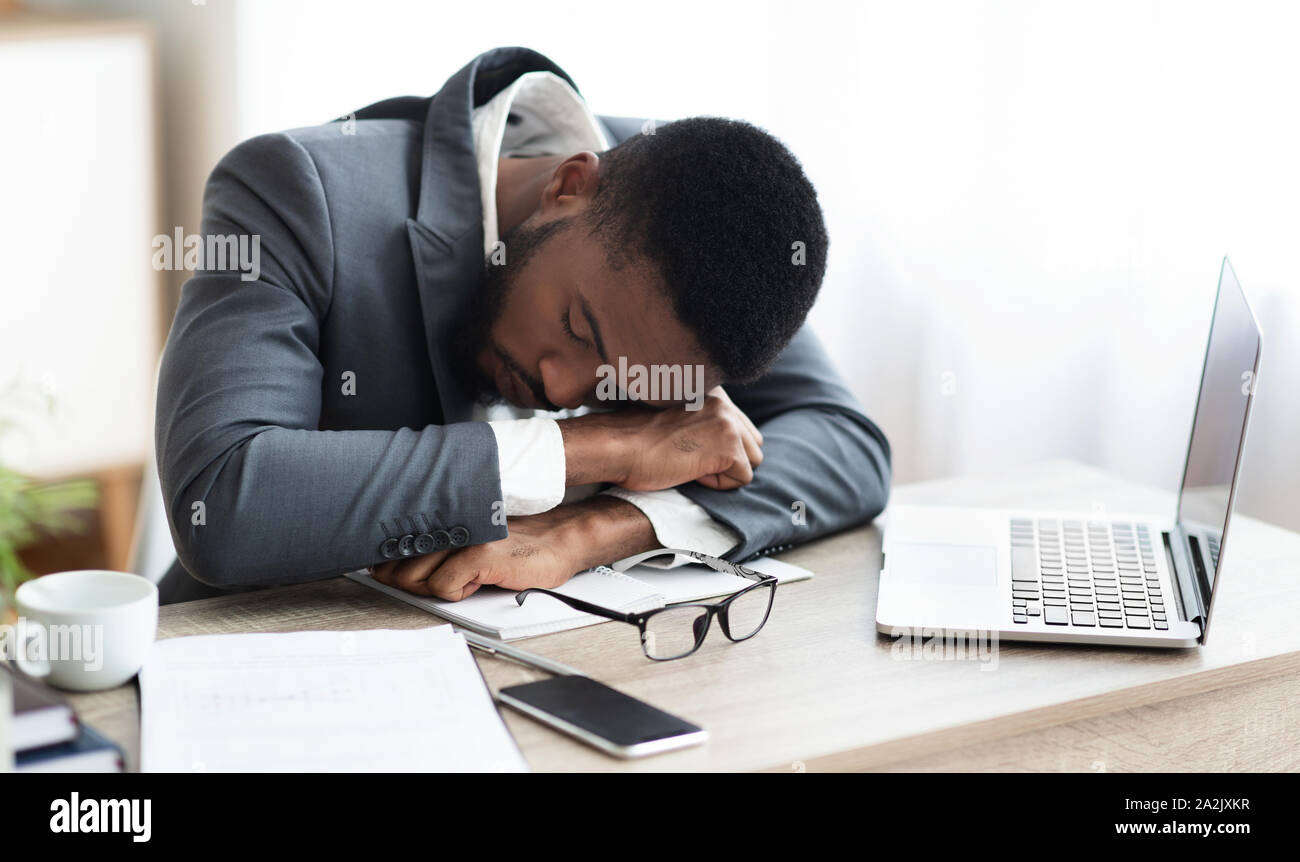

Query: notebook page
[621,556,814,604]
[347,566,663,640]
[139,627,526,772]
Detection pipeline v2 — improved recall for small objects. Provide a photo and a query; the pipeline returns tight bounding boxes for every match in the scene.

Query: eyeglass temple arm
[515,588,637,623]
[612,548,770,582]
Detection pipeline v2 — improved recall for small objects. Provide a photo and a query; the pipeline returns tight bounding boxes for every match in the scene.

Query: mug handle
[11,620,51,679]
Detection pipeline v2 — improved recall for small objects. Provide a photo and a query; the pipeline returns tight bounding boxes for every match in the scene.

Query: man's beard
[447,244,510,405]
[447,216,573,406]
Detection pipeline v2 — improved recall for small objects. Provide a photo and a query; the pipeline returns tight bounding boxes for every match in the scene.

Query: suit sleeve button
[397,534,416,556]
[379,538,400,559]
[432,529,451,550]
[415,533,435,554]
[448,526,470,547]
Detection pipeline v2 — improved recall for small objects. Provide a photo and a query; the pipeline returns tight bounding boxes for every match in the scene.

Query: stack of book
[4,663,124,772]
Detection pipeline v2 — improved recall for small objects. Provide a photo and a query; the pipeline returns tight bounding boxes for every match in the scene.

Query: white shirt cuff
[603,487,740,568]
[488,418,565,516]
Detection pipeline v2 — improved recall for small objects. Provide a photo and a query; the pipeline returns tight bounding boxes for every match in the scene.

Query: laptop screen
[1175,258,1261,611]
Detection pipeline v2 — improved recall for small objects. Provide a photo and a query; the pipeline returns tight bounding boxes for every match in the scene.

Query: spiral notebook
[346,556,812,641]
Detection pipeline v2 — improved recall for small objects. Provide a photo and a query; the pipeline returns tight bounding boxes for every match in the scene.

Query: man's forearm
[554,495,659,570]
[372,494,663,600]
[557,389,764,492]
[558,413,630,486]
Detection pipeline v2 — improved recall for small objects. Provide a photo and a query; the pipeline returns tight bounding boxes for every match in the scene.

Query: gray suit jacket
[156,46,891,590]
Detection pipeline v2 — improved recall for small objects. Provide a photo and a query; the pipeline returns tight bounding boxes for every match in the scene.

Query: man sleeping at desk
[153,47,891,604]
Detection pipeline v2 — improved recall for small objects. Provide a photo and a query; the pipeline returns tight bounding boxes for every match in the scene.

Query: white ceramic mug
[11,570,158,691]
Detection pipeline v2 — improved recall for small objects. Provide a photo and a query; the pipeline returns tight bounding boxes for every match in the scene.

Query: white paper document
[139,626,526,772]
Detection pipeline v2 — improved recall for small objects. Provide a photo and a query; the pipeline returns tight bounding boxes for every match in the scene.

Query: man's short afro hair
[584,116,828,383]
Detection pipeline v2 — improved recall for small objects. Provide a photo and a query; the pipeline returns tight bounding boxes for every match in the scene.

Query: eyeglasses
[515,548,778,661]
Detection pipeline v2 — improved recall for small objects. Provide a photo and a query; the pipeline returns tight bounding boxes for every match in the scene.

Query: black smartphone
[496,675,708,758]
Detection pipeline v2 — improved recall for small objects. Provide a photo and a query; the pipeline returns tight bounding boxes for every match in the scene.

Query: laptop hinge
[1163,526,1206,635]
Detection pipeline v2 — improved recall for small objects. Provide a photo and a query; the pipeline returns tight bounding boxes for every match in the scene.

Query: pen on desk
[455,628,588,678]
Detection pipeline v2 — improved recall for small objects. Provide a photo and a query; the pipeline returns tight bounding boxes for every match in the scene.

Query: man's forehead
[580,264,705,369]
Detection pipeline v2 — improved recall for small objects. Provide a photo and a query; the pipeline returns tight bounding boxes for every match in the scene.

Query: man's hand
[371,496,658,601]
[560,386,764,492]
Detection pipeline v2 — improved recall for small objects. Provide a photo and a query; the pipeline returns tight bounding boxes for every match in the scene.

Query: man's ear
[541,151,600,216]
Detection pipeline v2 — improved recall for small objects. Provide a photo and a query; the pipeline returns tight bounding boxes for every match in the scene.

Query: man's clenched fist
[560,386,763,491]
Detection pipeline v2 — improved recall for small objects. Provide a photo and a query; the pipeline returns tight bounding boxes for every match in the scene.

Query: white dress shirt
[470,71,739,566]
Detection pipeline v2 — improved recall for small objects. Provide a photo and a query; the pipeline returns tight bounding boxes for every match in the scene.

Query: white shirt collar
[471,71,610,259]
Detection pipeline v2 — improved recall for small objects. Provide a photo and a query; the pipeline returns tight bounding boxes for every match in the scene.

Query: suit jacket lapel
[406,47,581,425]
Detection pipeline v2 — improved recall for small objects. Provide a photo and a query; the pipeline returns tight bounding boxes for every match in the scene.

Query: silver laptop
[877,258,1261,647]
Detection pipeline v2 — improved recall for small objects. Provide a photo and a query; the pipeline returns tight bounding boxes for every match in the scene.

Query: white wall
[32,0,241,302]
[229,0,1300,530]
[0,26,159,476]
[34,0,1300,529]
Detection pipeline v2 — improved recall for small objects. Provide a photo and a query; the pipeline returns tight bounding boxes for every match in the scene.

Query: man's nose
[538,356,590,411]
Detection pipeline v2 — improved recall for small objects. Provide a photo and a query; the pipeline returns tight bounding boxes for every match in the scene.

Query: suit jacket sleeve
[675,325,892,560]
[155,132,508,588]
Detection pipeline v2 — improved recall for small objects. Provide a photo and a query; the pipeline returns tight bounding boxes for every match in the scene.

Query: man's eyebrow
[578,294,610,364]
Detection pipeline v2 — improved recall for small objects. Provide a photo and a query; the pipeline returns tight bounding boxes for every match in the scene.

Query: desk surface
[71,461,1300,771]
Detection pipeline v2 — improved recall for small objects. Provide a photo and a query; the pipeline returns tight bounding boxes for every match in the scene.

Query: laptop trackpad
[890,543,997,587]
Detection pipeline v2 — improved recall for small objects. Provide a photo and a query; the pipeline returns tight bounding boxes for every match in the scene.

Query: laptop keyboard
[1009,519,1170,630]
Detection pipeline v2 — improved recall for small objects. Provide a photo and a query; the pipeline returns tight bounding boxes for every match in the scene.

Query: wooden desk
[69,461,1300,772]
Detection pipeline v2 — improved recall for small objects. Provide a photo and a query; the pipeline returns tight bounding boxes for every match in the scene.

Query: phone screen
[499,676,705,752]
